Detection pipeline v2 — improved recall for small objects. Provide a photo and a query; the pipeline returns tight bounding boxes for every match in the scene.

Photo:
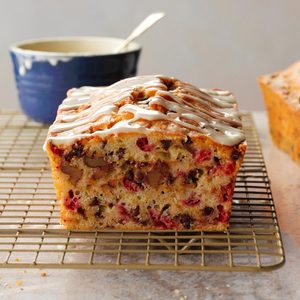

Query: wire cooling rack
[0,111,285,271]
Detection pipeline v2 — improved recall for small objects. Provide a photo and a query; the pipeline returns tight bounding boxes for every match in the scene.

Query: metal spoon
[114,12,165,53]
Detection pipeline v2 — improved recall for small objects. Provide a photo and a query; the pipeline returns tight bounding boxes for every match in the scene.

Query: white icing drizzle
[45,75,246,148]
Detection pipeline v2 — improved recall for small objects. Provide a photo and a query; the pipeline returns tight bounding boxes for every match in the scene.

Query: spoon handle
[114,12,165,53]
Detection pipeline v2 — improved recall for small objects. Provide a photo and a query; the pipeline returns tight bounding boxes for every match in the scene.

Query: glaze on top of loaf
[260,62,300,109]
[45,75,246,147]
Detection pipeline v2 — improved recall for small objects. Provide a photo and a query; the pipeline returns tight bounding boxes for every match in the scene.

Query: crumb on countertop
[16,280,23,286]
[40,272,47,277]
[174,289,180,296]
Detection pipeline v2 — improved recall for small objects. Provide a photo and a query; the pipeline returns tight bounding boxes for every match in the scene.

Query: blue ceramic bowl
[10,37,141,123]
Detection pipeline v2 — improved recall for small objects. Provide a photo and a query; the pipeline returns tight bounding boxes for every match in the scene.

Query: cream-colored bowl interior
[11,37,141,56]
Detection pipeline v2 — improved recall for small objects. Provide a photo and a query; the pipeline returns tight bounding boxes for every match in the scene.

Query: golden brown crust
[258,64,300,164]
[46,75,245,148]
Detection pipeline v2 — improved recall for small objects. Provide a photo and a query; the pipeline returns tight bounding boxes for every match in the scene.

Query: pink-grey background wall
[1,0,299,110]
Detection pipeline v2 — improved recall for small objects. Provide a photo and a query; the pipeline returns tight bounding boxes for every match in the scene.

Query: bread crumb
[40,272,47,277]
[174,289,180,296]
[226,283,230,288]
[16,280,23,286]
[15,258,20,262]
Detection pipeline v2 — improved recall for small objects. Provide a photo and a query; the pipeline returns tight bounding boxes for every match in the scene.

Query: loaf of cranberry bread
[44,75,246,231]
[259,62,300,164]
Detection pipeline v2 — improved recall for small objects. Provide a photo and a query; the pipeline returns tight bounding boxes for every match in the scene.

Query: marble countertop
[0,111,299,300]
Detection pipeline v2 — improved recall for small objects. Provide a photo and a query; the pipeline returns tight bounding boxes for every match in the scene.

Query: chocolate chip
[231,149,240,160]
[102,140,107,149]
[185,169,203,184]
[90,197,99,206]
[94,206,104,218]
[203,206,214,216]
[214,156,220,164]
[64,143,84,162]
[68,190,74,198]
[116,147,126,159]
[95,211,102,218]
[135,171,145,184]
[77,207,86,217]
[125,170,134,181]
[167,174,176,184]
[160,139,172,150]
[131,205,140,217]
[181,135,192,146]
[140,219,150,226]
[179,214,193,229]
[137,162,149,168]
[161,204,170,212]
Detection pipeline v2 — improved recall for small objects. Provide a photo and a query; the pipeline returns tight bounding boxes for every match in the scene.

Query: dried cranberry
[210,161,236,176]
[217,205,229,222]
[148,208,177,229]
[116,203,132,222]
[50,144,64,156]
[136,137,155,152]
[193,149,212,163]
[65,197,80,211]
[123,178,140,192]
[176,170,186,177]
[160,139,172,150]
[223,161,236,175]
[221,182,233,201]
[182,193,201,206]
